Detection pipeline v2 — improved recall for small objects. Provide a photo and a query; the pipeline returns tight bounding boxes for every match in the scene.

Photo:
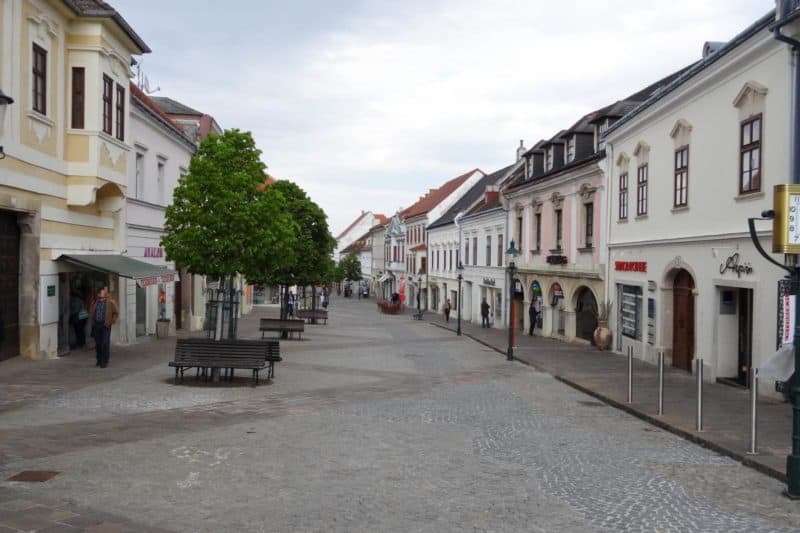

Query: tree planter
[377,301,404,315]
[156,319,170,339]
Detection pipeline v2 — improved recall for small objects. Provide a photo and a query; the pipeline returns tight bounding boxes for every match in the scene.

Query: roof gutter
[771,6,800,183]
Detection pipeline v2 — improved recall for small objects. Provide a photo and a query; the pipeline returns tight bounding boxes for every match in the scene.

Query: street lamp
[505,239,519,361]
[456,261,464,336]
[417,276,422,315]
[0,89,14,160]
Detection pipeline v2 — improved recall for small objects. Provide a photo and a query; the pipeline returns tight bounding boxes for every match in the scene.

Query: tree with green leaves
[339,252,363,282]
[260,180,336,325]
[161,129,297,337]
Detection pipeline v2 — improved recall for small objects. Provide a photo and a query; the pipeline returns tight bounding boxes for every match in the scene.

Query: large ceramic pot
[593,320,612,351]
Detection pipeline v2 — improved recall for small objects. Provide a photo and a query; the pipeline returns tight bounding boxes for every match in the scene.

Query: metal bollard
[696,358,704,432]
[657,351,664,416]
[627,345,633,404]
[748,367,759,455]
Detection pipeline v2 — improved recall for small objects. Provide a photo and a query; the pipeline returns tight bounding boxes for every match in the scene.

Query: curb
[426,318,787,484]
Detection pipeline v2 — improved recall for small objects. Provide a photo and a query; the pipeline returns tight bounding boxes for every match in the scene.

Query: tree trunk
[280,284,289,339]
[311,284,318,325]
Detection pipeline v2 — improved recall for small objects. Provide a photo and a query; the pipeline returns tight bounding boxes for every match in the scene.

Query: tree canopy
[339,253,363,281]
[161,129,297,279]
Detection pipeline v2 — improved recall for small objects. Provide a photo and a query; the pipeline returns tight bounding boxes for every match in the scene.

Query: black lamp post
[505,239,519,361]
[456,261,464,336]
[417,276,422,314]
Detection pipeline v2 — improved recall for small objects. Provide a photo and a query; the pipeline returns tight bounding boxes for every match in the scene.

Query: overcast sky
[113,0,772,236]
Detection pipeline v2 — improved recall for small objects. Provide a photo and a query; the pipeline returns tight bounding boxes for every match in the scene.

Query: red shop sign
[615,261,647,273]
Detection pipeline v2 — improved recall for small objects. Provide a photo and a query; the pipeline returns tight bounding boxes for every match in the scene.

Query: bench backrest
[175,338,280,362]
[260,318,305,330]
[296,309,327,318]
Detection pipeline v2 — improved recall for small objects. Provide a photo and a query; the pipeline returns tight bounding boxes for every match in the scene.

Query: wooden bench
[259,318,305,339]
[296,309,328,325]
[168,338,282,386]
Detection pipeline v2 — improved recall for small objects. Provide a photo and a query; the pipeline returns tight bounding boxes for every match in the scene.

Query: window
[555,210,563,250]
[497,234,503,267]
[584,203,594,248]
[71,67,85,129]
[134,152,144,200]
[516,216,523,251]
[567,137,576,162]
[486,235,492,267]
[102,75,113,135]
[157,159,165,204]
[636,165,648,216]
[619,172,629,220]
[472,237,477,266]
[456,250,460,270]
[115,84,125,140]
[465,240,469,265]
[32,44,47,114]
[535,213,542,251]
[598,120,609,151]
[449,249,453,271]
[674,147,689,207]
[740,115,762,194]
[620,285,643,340]
[546,148,553,171]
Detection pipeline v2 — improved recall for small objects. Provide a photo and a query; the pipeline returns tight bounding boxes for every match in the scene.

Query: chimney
[485,185,499,204]
[516,139,527,161]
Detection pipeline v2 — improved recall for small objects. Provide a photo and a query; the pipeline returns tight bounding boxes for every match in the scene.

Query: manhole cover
[7,470,60,482]
[577,401,605,407]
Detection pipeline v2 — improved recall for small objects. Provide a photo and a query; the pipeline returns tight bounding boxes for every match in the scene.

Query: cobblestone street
[1,297,799,532]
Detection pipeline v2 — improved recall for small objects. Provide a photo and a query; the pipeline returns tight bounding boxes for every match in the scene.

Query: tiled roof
[428,164,516,230]
[151,96,204,116]
[401,168,483,220]
[374,214,389,225]
[467,194,502,216]
[62,0,150,53]
[130,83,196,149]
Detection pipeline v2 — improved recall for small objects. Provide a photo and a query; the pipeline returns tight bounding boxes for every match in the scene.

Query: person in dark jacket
[88,286,118,368]
[528,300,538,336]
[444,300,451,322]
[480,298,490,328]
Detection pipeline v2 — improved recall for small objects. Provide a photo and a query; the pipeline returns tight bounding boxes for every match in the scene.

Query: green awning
[57,254,179,287]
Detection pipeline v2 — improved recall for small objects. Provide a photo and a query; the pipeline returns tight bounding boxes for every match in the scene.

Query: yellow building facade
[0,0,149,359]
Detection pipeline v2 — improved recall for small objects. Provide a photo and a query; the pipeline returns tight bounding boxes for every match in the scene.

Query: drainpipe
[772,10,800,183]
[454,211,464,316]
[604,141,614,339]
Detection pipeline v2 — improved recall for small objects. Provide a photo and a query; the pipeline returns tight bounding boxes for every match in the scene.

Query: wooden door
[0,212,19,361]
[672,270,695,371]
[575,288,598,343]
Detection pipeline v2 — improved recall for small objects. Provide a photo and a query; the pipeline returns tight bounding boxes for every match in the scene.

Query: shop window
[620,285,643,340]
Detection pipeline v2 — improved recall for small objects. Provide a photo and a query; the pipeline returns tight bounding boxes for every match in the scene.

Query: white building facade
[604,14,795,388]
[123,85,196,341]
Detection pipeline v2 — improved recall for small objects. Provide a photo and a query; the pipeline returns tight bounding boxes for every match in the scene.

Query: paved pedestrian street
[0,298,799,532]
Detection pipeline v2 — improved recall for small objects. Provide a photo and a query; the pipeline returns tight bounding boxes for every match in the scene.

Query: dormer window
[546,148,554,171]
[566,137,576,163]
[598,119,609,150]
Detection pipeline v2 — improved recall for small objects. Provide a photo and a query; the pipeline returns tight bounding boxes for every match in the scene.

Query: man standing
[287,291,295,318]
[444,299,451,322]
[529,299,539,336]
[88,286,118,368]
[481,298,490,328]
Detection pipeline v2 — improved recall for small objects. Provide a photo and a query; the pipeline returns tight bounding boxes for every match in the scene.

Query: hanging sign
[719,252,753,277]
[144,247,164,258]
[782,294,795,345]
[136,273,178,288]
[483,277,496,286]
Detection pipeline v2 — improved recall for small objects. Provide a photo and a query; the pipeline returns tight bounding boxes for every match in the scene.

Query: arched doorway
[531,281,543,330]
[513,278,525,331]
[672,269,695,371]
[575,287,598,343]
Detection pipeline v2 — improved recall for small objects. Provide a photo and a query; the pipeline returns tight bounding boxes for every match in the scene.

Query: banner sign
[615,261,647,272]
[137,273,177,288]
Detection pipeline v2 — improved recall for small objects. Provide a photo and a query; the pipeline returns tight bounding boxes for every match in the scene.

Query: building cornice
[608,229,772,248]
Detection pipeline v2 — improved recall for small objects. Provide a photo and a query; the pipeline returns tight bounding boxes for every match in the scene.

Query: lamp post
[505,240,519,361]
[417,276,422,314]
[0,89,14,160]
[456,261,464,336]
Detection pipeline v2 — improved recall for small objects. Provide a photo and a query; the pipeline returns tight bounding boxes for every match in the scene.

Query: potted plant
[156,317,171,339]
[592,300,613,350]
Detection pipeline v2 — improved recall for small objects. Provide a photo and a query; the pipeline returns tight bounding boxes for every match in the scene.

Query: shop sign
[531,280,542,295]
[137,273,177,288]
[547,255,568,265]
[47,285,55,297]
[782,294,795,345]
[615,261,647,272]
[483,277,496,286]
[648,281,657,292]
[551,283,564,299]
[144,247,164,258]
[719,252,753,278]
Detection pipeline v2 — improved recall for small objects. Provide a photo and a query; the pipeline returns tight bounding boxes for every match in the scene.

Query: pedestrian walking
[528,300,538,336]
[444,299,451,322]
[287,291,296,318]
[481,297,490,328]
[88,286,118,368]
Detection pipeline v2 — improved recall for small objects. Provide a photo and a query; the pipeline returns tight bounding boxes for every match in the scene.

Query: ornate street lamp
[456,261,464,336]
[417,276,422,315]
[0,90,14,161]
[505,239,519,361]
